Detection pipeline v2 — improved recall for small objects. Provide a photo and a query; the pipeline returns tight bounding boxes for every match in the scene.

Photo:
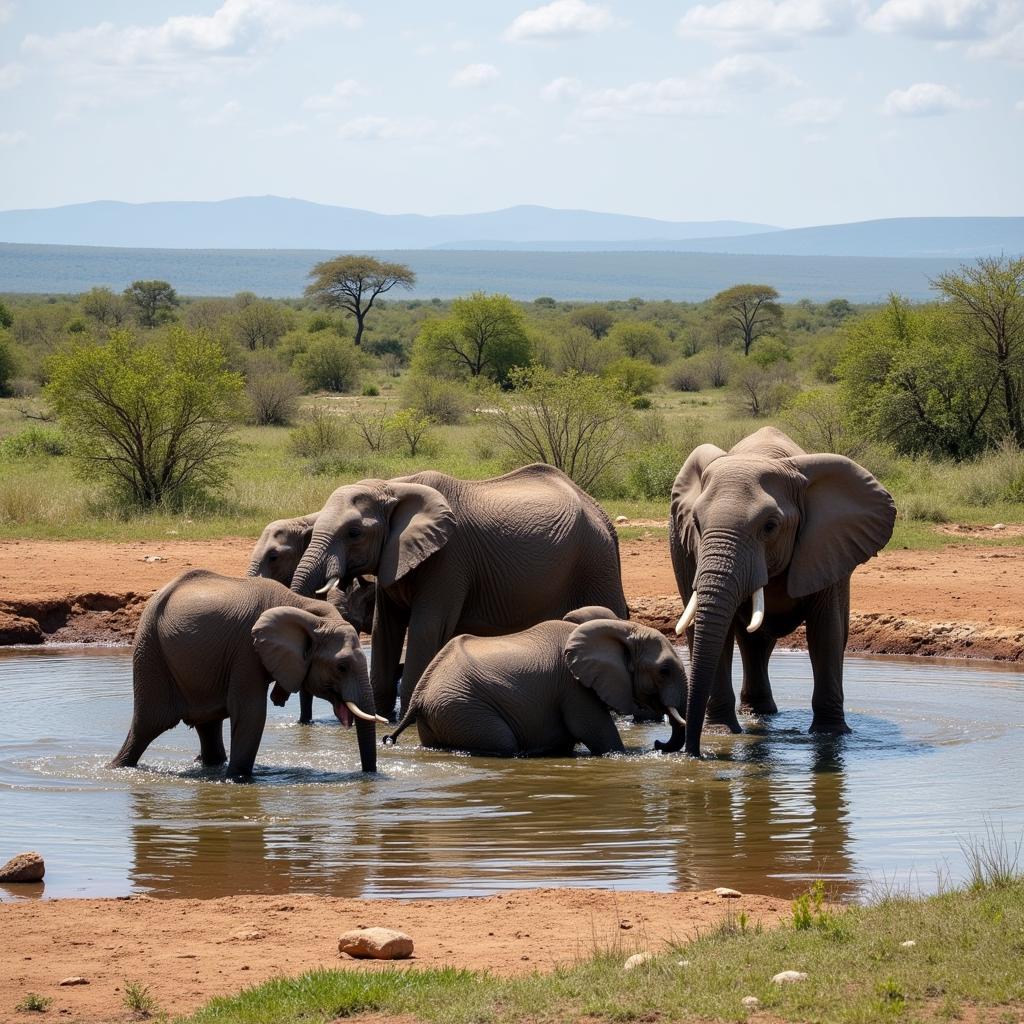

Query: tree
[569,304,614,338]
[602,356,658,396]
[293,335,362,393]
[45,328,244,508]
[549,325,615,375]
[782,388,867,459]
[305,255,415,347]
[81,287,129,328]
[0,300,13,329]
[712,284,783,356]
[386,408,434,457]
[227,299,293,351]
[730,338,797,416]
[123,280,179,328]
[607,320,670,364]
[411,292,532,386]
[0,330,17,396]
[245,353,302,426]
[486,367,636,490]
[932,256,1024,447]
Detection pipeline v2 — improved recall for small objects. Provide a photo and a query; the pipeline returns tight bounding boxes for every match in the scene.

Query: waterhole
[2,647,1022,902]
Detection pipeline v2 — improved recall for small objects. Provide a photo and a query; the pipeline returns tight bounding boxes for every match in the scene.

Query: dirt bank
[2,534,1023,660]
[0,887,788,1023]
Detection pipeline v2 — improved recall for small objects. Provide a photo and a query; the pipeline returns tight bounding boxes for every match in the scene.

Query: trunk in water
[352,664,377,773]
[655,717,687,753]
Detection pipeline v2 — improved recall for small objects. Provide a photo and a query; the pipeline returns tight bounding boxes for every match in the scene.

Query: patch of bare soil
[0,888,788,1024]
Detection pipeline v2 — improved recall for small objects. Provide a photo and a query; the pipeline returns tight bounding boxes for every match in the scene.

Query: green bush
[362,384,380,397]
[288,405,348,462]
[603,357,658,396]
[627,442,682,499]
[666,360,701,392]
[293,335,362,393]
[400,373,473,425]
[0,426,68,459]
[630,395,653,409]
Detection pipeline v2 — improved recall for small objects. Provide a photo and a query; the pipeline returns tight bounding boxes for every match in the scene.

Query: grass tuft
[15,993,51,1013]
[123,979,158,1018]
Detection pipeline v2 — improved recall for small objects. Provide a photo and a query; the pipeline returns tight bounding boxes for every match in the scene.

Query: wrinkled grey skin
[109,570,377,778]
[386,608,687,756]
[669,426,896,757]
[289,464,629,720]
[248,514,377,723]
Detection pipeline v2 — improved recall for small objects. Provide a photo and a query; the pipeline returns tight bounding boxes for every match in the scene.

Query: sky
[0,0,1021,226]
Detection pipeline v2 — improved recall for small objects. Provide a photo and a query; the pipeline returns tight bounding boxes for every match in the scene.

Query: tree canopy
[712,284,783,356]
[123,280,179,328]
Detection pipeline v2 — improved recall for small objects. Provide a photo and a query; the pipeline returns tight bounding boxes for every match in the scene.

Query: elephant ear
[563,619,636,716]
[251,606,322,693]
[563,606,623,624]
[377,482,456,587]
[785,453,897,599]
[669,444,727,594]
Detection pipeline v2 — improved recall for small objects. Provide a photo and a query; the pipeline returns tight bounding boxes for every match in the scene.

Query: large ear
[251,606,322,693]
[563,619,635,716]
[377,482,456,587]
[563,606,623,624]
[785,453,897,599]
[669,444,727,591]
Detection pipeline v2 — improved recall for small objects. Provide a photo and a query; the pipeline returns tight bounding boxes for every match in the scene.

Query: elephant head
[563,618,688,752]
[290,480,456,597]
[670,428,896,756]
[251,607,385,772]
[334,576,377,636]
[248,514,319,585]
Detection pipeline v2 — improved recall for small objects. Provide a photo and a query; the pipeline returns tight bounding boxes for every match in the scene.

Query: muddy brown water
[1,647,1022,903]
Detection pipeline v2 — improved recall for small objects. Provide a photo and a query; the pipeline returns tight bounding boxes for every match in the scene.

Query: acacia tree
[228,299,292,351]
[45,328,244,508]
[712,284,783,356]
[81,287,130,328]
[123,280,179,328]
[305,255,415,347]
[932,256,1024,446]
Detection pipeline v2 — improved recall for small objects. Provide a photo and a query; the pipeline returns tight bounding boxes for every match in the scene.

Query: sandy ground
[0,888,788,1022]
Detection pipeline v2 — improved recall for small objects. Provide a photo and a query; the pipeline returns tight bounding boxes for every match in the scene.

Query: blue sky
[0,0,1021,226]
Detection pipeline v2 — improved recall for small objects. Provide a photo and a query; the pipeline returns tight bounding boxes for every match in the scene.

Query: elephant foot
[706,713,743,735]
[297,716,313,725]
[809,718,852,736]
[740,699,779,716]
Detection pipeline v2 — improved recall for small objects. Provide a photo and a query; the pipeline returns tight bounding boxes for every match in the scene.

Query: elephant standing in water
[248,514,376,722]
[386,608,687,756]
[670,427,896,756]
[288,465,629,719]
[109,571,384,778]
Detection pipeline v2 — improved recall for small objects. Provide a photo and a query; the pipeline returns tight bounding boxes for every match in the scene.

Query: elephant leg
[195,719,227,766]
[570,700,626,756]
[226,688,268,779]
[371,590,410,723]
[397,606,463,718]
[110,712,178,768]
[298,691,314,724]
[702,624,742,734]
[805,580,852,735]
[737,630,778,715]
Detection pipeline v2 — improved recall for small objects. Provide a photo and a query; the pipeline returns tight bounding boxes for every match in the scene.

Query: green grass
[123,979,159,1017]
[179,879,1024,1024]
[15,992,51,1013]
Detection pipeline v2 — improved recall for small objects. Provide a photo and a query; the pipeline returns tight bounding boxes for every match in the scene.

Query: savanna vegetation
[1,255,1023,547]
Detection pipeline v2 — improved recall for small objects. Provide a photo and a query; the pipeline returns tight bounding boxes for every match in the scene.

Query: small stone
[900,940,916,948]
[741,996,761,1009]
[142,555,167,563]
[338,927,413,960]
[772,970,808,984]
[0,851,45,882]
[992,523,1006,531]
[58,977,88,987]
[615,515,629,524]
[229,929,265,941]
[714,887,742,898]
[677,959,691,967]
[623,951,654,971]
[619,921,633,930]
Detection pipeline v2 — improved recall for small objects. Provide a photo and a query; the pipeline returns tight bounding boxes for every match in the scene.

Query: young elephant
[109,570,385,778]
[385,609,688,756]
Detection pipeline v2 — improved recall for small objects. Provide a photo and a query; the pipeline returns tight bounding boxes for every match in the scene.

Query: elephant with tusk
[384,607,688,756]
[669,426,896,757]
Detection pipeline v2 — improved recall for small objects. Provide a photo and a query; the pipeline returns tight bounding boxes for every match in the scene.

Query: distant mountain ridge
[0,197,774,250]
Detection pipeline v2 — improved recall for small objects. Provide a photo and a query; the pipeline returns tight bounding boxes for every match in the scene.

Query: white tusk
[374,714,389,724]
[675,592,698,635]
[315,576,340,596]
[344,700,378,723]
[666,706,686,726]
[747,587,765,633]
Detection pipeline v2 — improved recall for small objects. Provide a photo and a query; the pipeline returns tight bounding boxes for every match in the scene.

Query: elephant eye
[267,551,278,561]
[347,526,362,539]
[659,663,672,677]
[763,519,779,536]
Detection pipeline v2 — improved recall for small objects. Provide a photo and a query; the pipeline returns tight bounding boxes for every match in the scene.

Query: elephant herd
[110,426,896,779]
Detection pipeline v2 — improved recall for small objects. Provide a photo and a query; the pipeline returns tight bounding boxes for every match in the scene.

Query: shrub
[569,304,614,338]
[245,356,302,426]
[666,361,701,392]
[386,408,436,457]
[45,328,244,509]
[400,374,472,425]
[362,384,380,397]
[293,335,362,393]
[0,330,18,396]
[627,442,683,499]
[603,357,658,396]
[288,404,347,461]
[350,404,392,453]
[15,992,51,1013]
[782,387,867,458]
[630,395,653,410]
[0,426,68,459]
[899,494,950,524]
[608,320,670,364]
[123,279,179,328]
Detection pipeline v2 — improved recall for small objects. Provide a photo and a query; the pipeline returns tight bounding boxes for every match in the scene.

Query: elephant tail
[383,703,418,746]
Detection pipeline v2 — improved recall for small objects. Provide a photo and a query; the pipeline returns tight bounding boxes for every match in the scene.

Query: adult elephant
[248,514,376,723]
[289,465,629,718]
[385,608,687,756]
[109,571,384,778]
[669,427,896,757]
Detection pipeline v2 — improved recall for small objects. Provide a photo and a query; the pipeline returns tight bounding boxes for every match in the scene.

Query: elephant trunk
[245,557,261,578]
[655,714,687,753]
[291,531,343,597]
[350,658,377,773]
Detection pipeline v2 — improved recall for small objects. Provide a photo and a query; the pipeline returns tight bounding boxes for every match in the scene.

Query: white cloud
[0,130,27,146]
[968,19,1024,59]
[540,75,584,100]
[865,0,999,36]
[677,0,859,49]
[580,55,798,120]
[0,62,23,90]
[505,0,618,41]
[200,99,242,125]
[450,62,500,88]
[302,79,367,111]
[0,2,13,25]
[337,115,436,141]
[781,95,845,123]
[882,81,974,115]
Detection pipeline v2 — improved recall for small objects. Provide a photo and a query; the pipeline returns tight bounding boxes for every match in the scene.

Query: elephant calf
[385,608,688,756]
[109,570,385,779]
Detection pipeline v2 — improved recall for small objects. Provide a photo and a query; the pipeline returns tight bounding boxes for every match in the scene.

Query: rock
[0,851,45,882]
[142,555,167,563]
[615,515,629,524]
[229,928,266,941]
[772,970,808,984]
[623,951,654,971]
[338,927,413,960]
[741,996,761,1009]
[992,523,1006,531]
[58,977,88,987]
[714,887,742,898]
[900,939,916,948]
[677,959,691,967]
[0,610,43,645]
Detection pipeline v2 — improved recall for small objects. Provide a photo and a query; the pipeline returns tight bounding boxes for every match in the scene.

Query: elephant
[288,464,629,720]
[248,513,377,723]
[669,426,896,757]
[109,570,385,778]
[384,608,687,756]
